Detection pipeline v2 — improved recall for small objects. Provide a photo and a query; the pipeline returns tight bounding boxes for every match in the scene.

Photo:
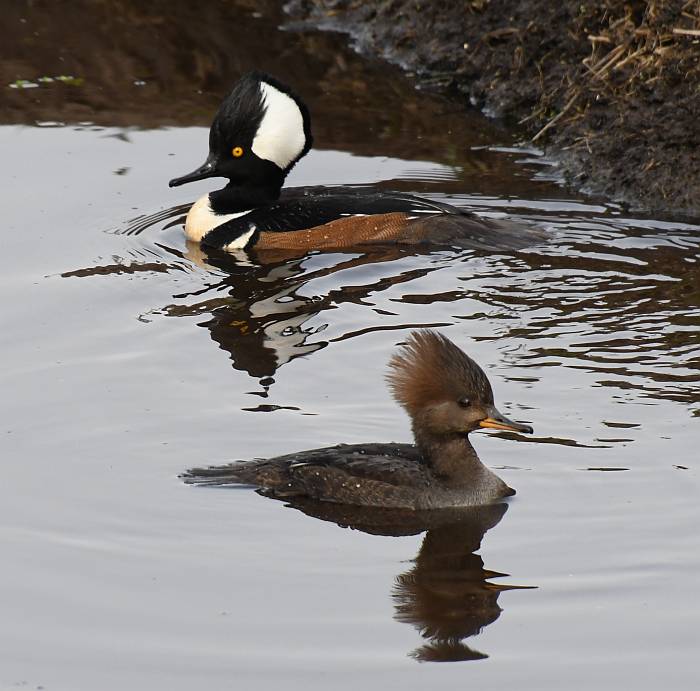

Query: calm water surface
[1,3,698,690]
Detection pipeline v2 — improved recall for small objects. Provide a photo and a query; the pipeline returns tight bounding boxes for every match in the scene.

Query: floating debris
[9,79,38,89]
[8,74,84,90]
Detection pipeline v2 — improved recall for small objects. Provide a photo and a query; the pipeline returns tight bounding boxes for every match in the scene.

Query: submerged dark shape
[281,499,530,662]
[198,488,532,662]
[391,504,534,662]
[184,330,533,508]
[169,71,544,253]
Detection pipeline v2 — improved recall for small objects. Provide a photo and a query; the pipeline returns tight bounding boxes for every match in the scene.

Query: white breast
[184,194,251,243]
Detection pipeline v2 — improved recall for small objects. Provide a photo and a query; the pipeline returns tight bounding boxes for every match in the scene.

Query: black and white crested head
[386,330,494,417]
[169,72,313,193]
[212,72,312,173]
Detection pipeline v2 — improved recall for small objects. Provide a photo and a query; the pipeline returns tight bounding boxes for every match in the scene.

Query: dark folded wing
[183,442,430,492]
[246,186,469,233]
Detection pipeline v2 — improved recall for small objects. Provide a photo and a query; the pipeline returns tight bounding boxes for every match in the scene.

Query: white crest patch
[252,81,306,170]
[184,194,252,243]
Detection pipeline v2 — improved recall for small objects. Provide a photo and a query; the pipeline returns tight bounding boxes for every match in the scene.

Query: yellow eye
[232,146,244,158]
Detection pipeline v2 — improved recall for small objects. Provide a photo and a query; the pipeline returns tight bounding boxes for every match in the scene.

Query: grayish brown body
[184,331,533,508]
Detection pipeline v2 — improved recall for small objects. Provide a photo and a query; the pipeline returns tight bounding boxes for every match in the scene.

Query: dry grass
[531,0,700,142]
[291,0,700,209]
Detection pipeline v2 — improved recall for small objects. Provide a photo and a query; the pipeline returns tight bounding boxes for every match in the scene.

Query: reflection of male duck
[168,244,432,380]
[170,71,542,254]
[61,238,446,384]
[175,246,324,379]
[186,330,533,507]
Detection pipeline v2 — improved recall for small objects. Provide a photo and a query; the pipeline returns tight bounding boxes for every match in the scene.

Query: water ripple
[64,191,700,409]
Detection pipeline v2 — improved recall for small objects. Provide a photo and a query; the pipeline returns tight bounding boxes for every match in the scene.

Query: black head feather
[169,72,313,197]
[209,72,267,155]
[209,71,312,170]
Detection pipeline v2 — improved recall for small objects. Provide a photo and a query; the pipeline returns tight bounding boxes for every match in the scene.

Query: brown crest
[386,330,494,415]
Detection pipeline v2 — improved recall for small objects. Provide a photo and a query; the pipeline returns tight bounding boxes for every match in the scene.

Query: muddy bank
[1,0,530,182]
[285,0,700,215]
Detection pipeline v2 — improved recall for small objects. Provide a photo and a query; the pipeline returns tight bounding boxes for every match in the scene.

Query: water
[1,3,699,689]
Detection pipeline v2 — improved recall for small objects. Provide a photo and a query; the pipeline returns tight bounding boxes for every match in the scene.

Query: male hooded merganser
[169,72,541,254]
[184,330,533,508]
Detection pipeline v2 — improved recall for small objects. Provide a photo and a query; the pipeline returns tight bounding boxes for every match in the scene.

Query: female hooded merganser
[169,72,541,254]
[185,330,533,508]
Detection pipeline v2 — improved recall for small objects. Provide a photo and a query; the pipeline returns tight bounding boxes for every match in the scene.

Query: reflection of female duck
[393,505,530,662]
[185,330,533,507]
[170,71,542,253]
[247,497,531,662]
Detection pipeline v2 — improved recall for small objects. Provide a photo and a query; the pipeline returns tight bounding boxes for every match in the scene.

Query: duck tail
[181,459,286,488]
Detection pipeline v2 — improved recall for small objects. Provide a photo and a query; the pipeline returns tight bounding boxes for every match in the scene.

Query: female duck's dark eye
[458,398,471,409]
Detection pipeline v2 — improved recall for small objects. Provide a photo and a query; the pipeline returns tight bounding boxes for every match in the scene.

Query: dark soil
[285,0,700,215]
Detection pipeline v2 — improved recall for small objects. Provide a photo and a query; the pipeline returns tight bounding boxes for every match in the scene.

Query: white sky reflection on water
[0,121,699,691]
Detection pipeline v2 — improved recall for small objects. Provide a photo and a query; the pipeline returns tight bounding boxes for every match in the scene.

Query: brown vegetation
[288,0,700,213]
